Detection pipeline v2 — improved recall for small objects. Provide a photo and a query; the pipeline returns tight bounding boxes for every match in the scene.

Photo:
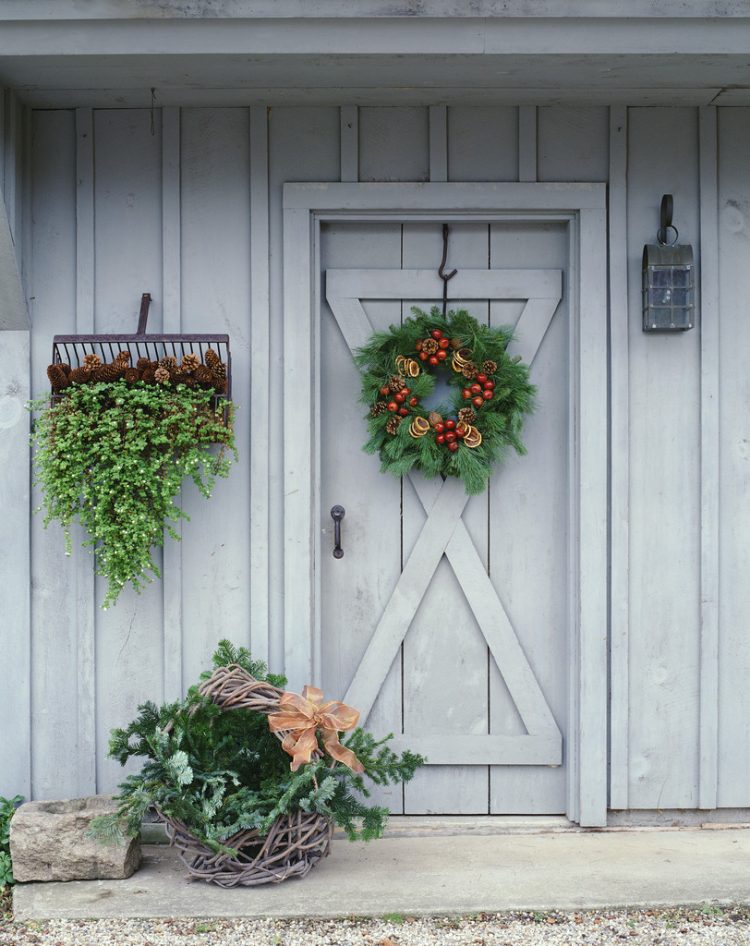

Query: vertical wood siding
[8,102,747,813]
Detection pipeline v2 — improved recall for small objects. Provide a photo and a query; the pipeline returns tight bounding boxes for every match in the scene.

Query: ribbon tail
[322,731,365,773]
[282,727,319,771]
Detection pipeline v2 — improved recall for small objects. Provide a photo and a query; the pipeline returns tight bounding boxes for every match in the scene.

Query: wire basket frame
[154,664,333,887]
[50,294,232,418]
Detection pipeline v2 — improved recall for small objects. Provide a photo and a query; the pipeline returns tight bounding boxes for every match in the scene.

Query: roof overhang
[2,1,750,107]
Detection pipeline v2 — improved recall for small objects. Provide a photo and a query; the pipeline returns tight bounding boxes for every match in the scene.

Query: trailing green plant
[92,641,424,850]
[357,306,535,495]
[30,380,237,608]
[0,795,23,889]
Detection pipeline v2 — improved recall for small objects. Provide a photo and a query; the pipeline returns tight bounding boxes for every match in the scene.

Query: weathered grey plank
[269,106,340,674]
[358,108,429,183]
[320,220,405,812]
[0,329,30,799]
[161,105,183,703]
[249,105,271,663]
[626,108,701,809]
[518,106,537,182]
[537,107,609,183]
[487,219,569,815]
[339,105,358,183]
[608,105,630,810]
[93,108,165,793]
[74,106,97,795]
[28,109,79,799]
[179,107,252,687]
[716,108,750,808]
[429,105,448,182]
[447,106,518,183]
[698,106,719,810]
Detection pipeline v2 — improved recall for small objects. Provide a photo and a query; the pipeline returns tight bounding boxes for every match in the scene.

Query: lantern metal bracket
[657,194,679,246]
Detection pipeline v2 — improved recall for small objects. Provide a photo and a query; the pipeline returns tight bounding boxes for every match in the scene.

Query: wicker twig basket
[156,664,333,887]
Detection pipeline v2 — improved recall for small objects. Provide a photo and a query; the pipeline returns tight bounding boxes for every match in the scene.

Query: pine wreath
[356,307,535,495]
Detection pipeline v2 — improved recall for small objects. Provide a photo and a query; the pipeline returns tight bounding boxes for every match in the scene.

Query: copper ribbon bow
[268,686,365,773]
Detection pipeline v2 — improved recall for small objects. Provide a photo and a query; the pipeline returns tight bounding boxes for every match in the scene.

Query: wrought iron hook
[438,223,458,317]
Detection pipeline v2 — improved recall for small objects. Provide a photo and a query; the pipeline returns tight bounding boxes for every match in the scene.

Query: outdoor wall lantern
[642,194,695,332]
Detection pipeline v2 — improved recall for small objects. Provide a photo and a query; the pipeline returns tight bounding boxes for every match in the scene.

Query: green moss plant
[30,381,236,608]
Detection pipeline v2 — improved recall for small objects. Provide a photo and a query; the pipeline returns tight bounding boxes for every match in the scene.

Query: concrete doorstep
[12,825,750,920]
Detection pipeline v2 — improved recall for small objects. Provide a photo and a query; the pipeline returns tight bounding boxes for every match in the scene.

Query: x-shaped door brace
[326,269,563,766]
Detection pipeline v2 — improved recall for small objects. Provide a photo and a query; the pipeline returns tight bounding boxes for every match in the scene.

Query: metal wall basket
[50,293,232,420]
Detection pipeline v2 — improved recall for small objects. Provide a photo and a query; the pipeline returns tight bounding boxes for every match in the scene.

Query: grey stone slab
[10,796,141,883]
[12,828,750,920]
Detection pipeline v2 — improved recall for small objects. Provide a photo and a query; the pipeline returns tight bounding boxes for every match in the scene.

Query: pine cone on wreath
[388,375,403,393]
[462,363,478,380]
[385,415,402,435]
[370,401,388,417]
[482,360,497,375]
[421,338,439,356]
[428,411,443,427]
[458,407,476,424]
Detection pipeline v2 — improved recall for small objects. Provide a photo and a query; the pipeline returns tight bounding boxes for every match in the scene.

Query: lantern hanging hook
[438,223,458,317]
[657,193,679,246]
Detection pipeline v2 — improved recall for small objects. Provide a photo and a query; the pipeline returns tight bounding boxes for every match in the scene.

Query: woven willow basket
[157,665,333,887]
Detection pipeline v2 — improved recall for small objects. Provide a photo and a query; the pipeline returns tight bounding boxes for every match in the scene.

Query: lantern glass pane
[651,268,672,287]
[648,288,672,306]
[672,267,691,287]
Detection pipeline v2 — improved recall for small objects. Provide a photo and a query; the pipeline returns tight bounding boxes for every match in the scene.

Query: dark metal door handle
[331,505,345,558]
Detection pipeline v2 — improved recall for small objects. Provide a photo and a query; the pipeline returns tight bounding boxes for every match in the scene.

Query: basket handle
[136,293,152,335]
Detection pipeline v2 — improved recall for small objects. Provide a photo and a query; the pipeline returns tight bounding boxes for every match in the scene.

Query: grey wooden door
[282,181,607,824]
[318,220,570,815]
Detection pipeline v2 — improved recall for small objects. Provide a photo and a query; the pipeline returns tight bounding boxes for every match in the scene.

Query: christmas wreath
[357,307,535,495]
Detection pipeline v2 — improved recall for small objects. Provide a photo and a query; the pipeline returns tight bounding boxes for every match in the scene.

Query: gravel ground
[1,908,750,946]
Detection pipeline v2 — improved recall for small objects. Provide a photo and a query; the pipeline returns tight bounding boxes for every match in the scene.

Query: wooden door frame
[282,182,607,826]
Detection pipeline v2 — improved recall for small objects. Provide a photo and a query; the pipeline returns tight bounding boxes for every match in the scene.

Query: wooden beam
[339,105,358,183]
[429,105,448,182]
[518,106,537,182]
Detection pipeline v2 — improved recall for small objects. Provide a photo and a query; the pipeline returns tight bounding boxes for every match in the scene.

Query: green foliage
[357,307,535,495]
[92,641,424,850]
[30,381,237,608]
[0,795,23,889]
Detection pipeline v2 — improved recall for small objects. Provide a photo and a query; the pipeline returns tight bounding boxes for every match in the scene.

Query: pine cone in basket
[82,353,102,372]
[193,364,217,389]
[181,353,200,372]
[94,361,126,382]
[58,363,72,377]
[154,366,171,384]
[136,356,153,370]
[123,368,141,384]
[204,349,222,370]
[47,364,71,393]
[69,367,90,385]
[114,350,131,366]
[159,355,178,374]
[140,365,157,385]
[210,373,227,395]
